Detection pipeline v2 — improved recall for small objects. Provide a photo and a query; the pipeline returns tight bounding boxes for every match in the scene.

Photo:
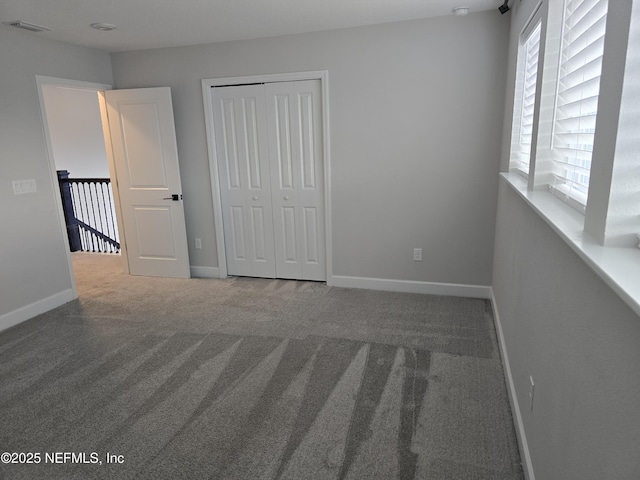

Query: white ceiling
[0,0,506,53]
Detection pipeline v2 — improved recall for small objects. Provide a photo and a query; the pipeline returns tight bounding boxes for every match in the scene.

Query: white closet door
[213,85,276,278]
[266,80,325,281]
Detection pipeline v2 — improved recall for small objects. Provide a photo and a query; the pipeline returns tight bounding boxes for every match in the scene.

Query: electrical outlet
[413,248,422,261]
[529,376,535,411]
[195,238,202,249]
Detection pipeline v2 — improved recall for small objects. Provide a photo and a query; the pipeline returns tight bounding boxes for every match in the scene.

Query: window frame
[502,0,640,314]
[509,5,544,178]
[547,0,609,213]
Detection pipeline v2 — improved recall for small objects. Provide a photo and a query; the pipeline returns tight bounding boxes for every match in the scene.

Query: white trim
[97,91,130,274]
[201,71,332,281]
[203,71,329,88]
[190,266,221,278]
[520,1,543,41]
[36,75,112,92]
[330,275,491,299]
[35,76,114,302]
[201,79,228,278]
[321,74,333,282]
[502,172,640,317]
[490,288,536,480]
[0,289,75,333]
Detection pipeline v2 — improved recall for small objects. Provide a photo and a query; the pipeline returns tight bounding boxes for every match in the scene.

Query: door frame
[36,75,115,299]
[201,71,333,282]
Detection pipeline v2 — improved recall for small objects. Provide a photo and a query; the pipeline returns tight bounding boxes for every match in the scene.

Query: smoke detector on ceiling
[4,20,50,32]
[91,23,117,31]
[452,7,469,16]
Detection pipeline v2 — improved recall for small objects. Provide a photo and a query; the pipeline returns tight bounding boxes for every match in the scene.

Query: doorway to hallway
[41,81,121,255]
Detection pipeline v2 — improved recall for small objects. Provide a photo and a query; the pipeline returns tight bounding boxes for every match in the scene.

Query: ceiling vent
[4,20,51,32]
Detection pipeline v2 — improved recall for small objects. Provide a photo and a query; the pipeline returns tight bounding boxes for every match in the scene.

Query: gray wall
[42,85,110,178]
[492,1,640,478]
[494,182,640,479]
[111,11,509,285]
[0,27,113,319]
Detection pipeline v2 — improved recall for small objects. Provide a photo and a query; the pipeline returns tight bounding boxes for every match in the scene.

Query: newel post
[57,170,81,252]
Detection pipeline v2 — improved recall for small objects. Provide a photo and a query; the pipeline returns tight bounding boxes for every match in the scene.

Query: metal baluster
[71,182,87,252]
[95,181,106,252]
[81,223,89,252]
[101,181,114,253]
[98,182,109,252]
[89,182,98,252]
[81,182,96,252]
[87,182,99,252]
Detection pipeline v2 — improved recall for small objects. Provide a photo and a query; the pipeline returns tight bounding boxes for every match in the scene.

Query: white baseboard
[330,275,491,298]
[490,288,535,480]
[0,289,76,333]
[190,265,221,278]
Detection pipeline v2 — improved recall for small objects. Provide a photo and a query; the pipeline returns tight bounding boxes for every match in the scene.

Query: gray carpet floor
[0,253,523,479]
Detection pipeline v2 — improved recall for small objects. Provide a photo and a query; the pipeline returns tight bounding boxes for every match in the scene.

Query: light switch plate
[12,179,37,195]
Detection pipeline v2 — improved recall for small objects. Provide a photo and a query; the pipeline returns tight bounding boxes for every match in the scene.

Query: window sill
[501,172,640,318]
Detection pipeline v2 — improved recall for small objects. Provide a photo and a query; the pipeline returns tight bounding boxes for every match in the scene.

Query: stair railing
[57,170,121,253]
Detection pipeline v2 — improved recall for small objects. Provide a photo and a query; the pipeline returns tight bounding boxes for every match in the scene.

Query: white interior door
[266,80,325,281]
[213,85,276,278]
[104,87,190,278]
[213,80,325,281]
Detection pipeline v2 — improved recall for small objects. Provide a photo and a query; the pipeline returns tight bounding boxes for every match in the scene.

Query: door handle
[163,194,182,201]
[284,196,290,201]
[252,196,258,201]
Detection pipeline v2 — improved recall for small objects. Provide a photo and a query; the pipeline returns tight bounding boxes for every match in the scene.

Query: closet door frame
[202,71,332,283]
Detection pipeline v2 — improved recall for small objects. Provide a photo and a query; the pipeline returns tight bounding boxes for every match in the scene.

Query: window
[510,15,542,176]
[501,0,640,315]
[549,0,608,211]
[519,22,542,175]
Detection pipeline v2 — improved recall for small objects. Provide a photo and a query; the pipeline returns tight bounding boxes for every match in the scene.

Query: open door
[102,87,190,278]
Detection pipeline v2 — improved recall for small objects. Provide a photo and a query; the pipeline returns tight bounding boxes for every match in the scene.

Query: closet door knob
[284,196,290,201]
[252,196,258,201]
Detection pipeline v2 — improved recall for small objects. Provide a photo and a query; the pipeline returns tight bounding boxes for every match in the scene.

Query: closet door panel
[266,80,325,281]
[213,85,276,278]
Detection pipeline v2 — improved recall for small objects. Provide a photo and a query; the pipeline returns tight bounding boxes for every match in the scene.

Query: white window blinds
[518,21,542,175]
[551,0,608,210]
